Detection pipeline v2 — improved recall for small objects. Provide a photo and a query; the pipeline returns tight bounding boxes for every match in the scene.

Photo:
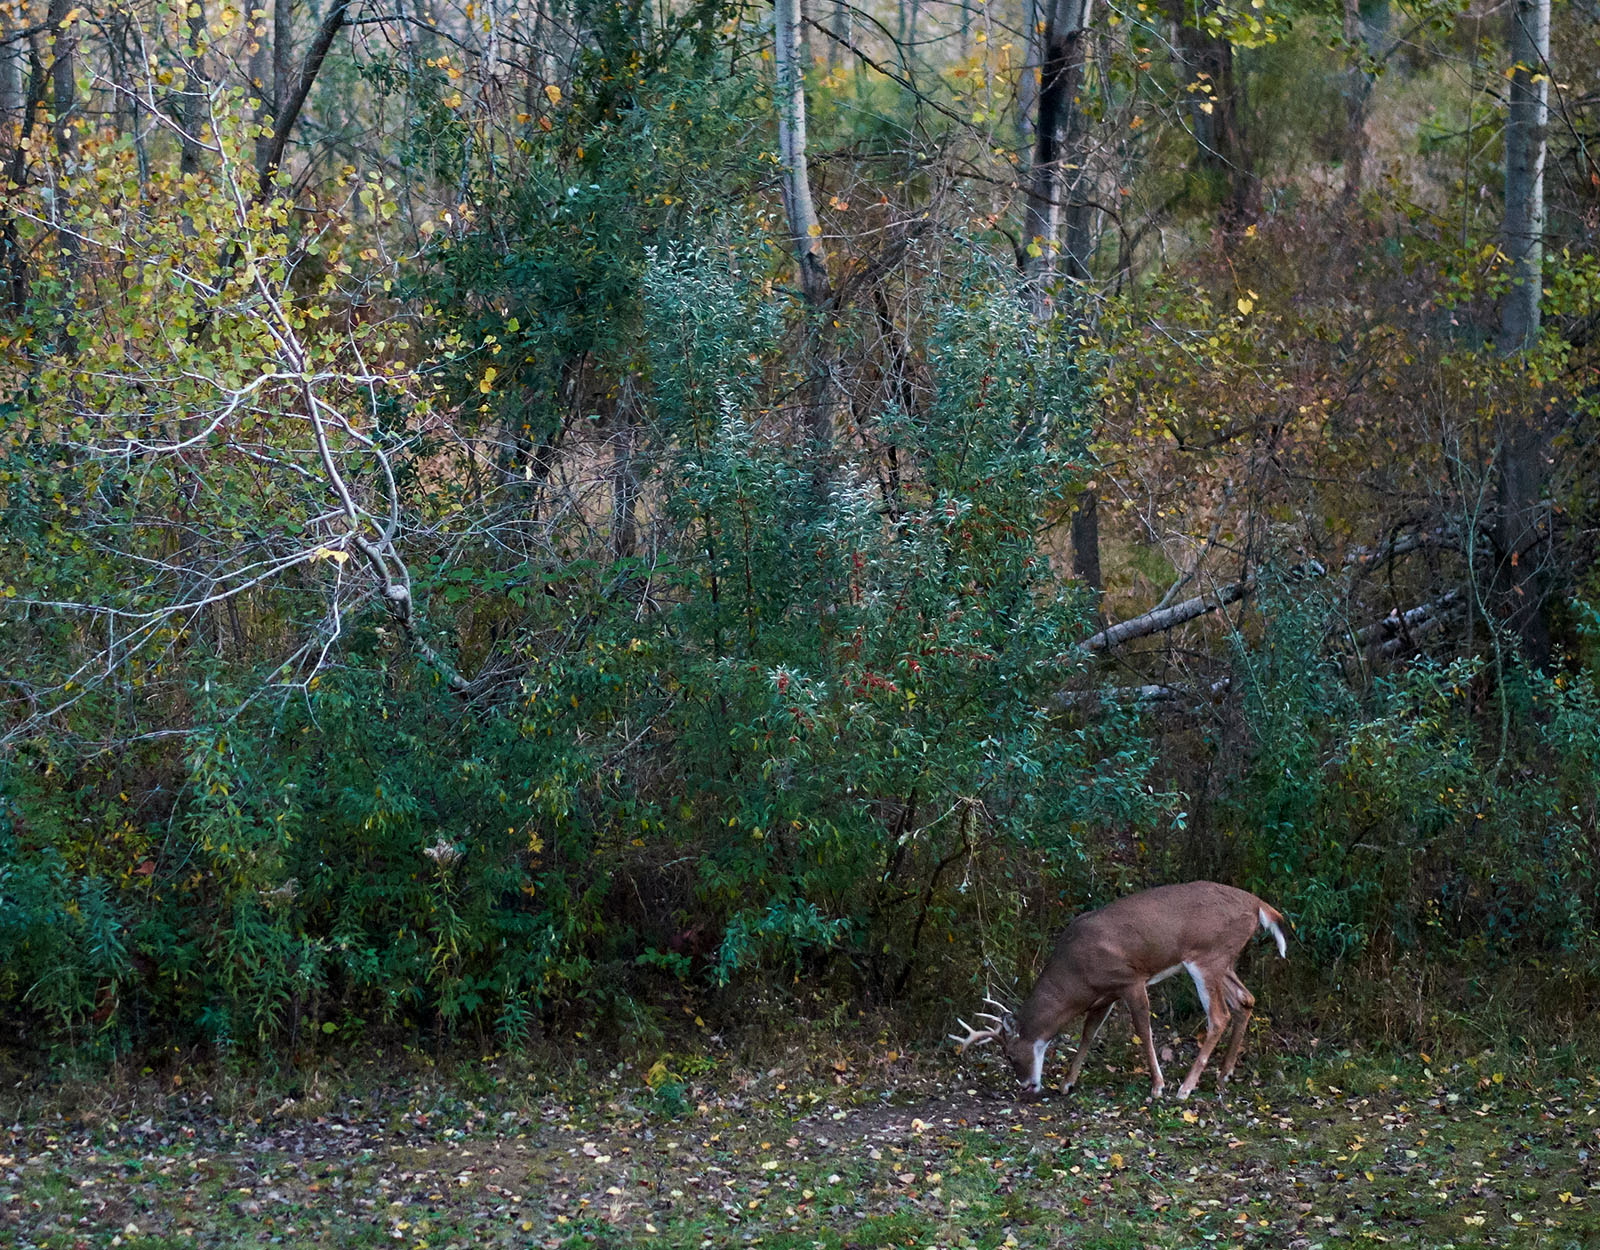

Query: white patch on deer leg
[1182,961,1211,1015]
[1026,1039,1047,1092]
[1176,963,1212,1101]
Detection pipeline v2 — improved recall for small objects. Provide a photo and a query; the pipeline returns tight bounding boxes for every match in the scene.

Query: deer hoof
[1060,1081,1075,1096]
[1018,1085,1044,1104]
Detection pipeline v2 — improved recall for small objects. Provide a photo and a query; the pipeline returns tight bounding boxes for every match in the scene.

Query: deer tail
[1257,904,1288,958]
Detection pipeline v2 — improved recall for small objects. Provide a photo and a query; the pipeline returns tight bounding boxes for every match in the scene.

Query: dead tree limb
[1076,579,1254,654]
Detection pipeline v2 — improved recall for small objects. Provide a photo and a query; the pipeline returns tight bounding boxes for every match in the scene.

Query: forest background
[0,0,1597,1066]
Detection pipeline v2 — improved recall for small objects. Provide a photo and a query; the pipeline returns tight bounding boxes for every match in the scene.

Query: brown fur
[959,881,1286,1100]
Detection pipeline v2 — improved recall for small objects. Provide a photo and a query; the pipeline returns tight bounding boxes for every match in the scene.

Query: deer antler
[947,1016,1003,1052]
[949,995,1018,1052]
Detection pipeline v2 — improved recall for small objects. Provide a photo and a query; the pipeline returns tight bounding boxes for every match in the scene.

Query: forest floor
[2,1037,1596,1249]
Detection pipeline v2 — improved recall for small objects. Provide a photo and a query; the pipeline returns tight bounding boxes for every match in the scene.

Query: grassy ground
[2,1037,1596,1249]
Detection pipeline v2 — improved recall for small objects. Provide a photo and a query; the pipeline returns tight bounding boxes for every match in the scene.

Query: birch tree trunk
[1017,0,1094,299]
[1021,0,1094,311]
[1493,0,1551,666]
[774,0,833,457]
[1021,0,1099,582]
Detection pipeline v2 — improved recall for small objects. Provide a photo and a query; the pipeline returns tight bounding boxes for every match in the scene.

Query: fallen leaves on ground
[1,1046,1596,1248]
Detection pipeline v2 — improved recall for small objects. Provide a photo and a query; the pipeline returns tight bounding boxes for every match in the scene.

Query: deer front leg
[1121,984,1164,1098]
[1061,1001,1114,1094]
[1017,1036,1050,1102]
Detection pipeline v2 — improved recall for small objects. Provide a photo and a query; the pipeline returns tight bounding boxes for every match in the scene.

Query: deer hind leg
[1176,962,1232,1101]
[1121,984,1164,1099]
[1217,971,1257,1088]
[1061,1000,1114,1094]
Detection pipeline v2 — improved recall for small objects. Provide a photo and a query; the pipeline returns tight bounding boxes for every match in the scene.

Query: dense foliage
[0,0,1597,1059]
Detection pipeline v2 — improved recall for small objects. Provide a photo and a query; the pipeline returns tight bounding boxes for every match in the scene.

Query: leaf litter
[1,1044,1595,1248]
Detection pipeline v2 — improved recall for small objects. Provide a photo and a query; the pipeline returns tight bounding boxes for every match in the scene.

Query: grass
[1,1041,1595,1249]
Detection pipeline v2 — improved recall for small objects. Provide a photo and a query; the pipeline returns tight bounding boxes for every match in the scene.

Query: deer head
[947,996,1037,1085]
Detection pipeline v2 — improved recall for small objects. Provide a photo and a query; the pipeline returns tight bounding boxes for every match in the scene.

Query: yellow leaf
[1182,1110,1198,1123]
[545,84,562,105]
[807,223,823,238]
[1492,1072,1504,1084]
[1237,297,1254,315]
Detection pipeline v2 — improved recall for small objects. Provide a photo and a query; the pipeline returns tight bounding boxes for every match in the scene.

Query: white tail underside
[1259,908,1287,958]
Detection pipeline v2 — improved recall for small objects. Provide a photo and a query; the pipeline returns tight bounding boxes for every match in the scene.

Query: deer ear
[1001,1012,1018,1036]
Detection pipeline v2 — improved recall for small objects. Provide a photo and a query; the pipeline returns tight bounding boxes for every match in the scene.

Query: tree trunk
[1071,488,1102,592]
[275,0,295,121]
[1022,0,1099,581]
[0,16,21,127]
[830,0,848,68]
[1339,0,1371,200]
[1493,0,1551,666]
[47,0,77,162]
[46,0,78,351]
[251,4,276,173]
[1019,0,1039,148]
[1060,76,1095,283]
[180,3,208,181]
[774,0,833,461]
[611,418,638,561]
[1021,0,1094,308]
[256,2,350,201]
[1168,0,1257,227]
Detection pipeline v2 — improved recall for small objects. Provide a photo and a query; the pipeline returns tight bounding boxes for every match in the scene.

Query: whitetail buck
[951,881,1287,1100]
